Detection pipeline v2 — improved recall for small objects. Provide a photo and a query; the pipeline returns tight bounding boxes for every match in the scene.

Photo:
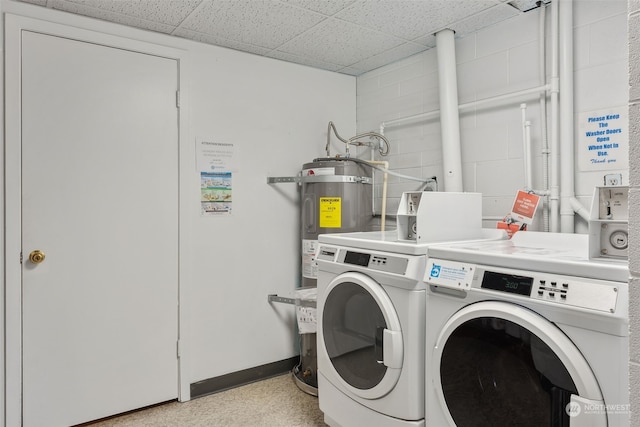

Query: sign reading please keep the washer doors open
[578,106,628,171]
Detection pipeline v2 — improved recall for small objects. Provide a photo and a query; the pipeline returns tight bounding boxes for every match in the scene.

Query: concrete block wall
[357,1,628,231]
[628,0,640,423]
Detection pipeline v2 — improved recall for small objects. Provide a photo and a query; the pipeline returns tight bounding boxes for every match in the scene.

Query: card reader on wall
[396,191,483,243]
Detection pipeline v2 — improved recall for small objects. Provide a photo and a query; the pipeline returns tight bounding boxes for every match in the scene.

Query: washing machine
[316,229,506,427]
[424,231,629,427]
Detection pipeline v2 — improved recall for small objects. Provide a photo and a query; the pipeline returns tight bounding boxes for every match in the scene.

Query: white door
[318,272,403,399]
[432,301,606,427]
[21,31,179,426]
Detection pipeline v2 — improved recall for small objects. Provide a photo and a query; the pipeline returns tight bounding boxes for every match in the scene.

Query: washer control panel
[426,258,620,313]
[519,273,618,313]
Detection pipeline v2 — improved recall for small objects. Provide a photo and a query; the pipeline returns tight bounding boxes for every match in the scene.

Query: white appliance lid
[427,231,629,282]
[318,228,507,255]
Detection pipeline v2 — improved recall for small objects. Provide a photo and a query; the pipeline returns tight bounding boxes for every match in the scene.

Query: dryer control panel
[426,258,620,314]
[317,245,410,275]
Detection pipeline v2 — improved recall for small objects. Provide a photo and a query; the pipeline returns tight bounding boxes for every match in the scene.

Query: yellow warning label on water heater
[319,197,341,228]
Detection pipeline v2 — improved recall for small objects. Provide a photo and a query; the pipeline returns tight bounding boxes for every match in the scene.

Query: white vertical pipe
[539,2,550,232]
[525,120,533,189]
[559,0,576,233]
[521,103,532,189]
[436,29,464,192]
[549,0,560,232]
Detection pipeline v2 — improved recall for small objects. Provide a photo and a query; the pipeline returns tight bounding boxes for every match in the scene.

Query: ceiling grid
[18,0,541,75]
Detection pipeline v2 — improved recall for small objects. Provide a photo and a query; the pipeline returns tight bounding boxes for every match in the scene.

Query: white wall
[356,1,628,232]
[0,0,355,406]
[184,41,355,385]
[627,0,640,424]
[358,0,635,420]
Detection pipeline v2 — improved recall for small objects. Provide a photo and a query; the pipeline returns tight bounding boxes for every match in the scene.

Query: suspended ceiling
[17,0,542,76]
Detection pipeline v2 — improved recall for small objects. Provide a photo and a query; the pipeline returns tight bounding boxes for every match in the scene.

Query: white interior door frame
[3,10,192,426]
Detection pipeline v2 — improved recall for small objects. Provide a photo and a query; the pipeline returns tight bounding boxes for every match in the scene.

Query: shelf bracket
[268,294,316,308]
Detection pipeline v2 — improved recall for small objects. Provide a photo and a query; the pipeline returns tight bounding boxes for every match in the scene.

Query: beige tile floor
[84,374,326,427]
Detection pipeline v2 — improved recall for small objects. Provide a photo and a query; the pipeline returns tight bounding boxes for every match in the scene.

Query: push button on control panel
[536,277,568,301]
[371,256,387,265]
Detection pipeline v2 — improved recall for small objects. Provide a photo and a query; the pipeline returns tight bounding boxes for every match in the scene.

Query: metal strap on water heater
[267,175,372,184]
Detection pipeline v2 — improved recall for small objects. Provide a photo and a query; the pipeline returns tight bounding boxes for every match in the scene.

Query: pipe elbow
[569,197,590,221]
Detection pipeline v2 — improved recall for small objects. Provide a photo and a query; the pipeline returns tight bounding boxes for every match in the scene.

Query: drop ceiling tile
[50,0,177,33]
[347,42,428,74]
[278,18,406,67]
[416,1,506,38]
[335,0,498,41]
[266,50,344,72]
[61,0,201,26]
[279,0,357,16]
[19,0,47,6]
[412,33,437,48]
[179,0,327,50]
[17,0,527,77]
[508,0,542,13]
[451,4,519,38]
[173,28,273,56]
[335,0,450,40]
[339,66,366,76]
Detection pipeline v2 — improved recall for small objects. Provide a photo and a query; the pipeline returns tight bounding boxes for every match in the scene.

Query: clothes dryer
[316,229,506,427]
[424,232,629,427]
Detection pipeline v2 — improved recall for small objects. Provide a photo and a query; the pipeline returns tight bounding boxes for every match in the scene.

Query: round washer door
[433,301,606,427]
[321,272,403,399]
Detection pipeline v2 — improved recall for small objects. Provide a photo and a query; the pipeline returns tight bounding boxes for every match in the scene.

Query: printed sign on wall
[196,137,236,216]
[578,107,628,171]
[201,171,232,215]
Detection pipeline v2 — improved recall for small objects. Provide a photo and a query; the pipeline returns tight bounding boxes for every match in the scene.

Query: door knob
[29,250,46,264]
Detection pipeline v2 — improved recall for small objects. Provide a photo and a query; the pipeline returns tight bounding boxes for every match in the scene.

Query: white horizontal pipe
[458,84,551,111]
[382,109,441,128]
[381,84,550,129]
